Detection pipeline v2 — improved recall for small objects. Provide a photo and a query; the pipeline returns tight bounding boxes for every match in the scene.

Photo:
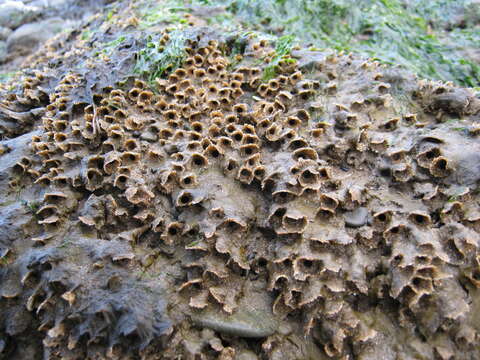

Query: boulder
[0,1,40,29]
[6,18,65,55]
[0,26,11,41]
[0,41,6,63]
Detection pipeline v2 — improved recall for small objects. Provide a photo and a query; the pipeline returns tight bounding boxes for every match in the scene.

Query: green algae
[262,34,295,81]
[20,200,40,218]
[134,29,187,84]
[139,1,189,29]
[137,0,214,29]
[0,72,18,84]
[198,0,480,87]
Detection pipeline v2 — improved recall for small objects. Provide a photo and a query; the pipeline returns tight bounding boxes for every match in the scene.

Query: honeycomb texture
[1,25,480,360]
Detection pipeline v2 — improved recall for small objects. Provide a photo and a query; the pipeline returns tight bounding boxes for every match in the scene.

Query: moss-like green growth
[208,12,237,30]
[105,35,127,48]
[137,0,225,29]
[20,200,41,217]
[262,35,295,81]
[134,30,187,84]
[81,29,93,41]
[0,72,18,83]
[202,0,480,87]
[138,0,189,28]
[223,31,256,69]
[93,35,126,57]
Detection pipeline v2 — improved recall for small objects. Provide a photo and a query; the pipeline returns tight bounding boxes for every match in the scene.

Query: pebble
[192,308,278,338]
[140,131,158,142]
[237,351,259,360]
[344,207,369,228]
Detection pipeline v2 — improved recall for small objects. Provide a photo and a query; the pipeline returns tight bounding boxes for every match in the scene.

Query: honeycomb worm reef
[1,25,480,359]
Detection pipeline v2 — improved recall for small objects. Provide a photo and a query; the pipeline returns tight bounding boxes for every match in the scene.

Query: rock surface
[6,18,65,54]
[0,1,40,29]
[0,1,480,360]
[0,27,11,41]
[344,207,369,228]
[0,41,6,63]
[192,309,278,338]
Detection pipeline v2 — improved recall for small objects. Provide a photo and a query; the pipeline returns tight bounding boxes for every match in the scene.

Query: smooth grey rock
[6,18,64,54]
[0,26,11,41]
[140,131,158,142]
[0,131,40,175]
[344,207,369,228]
[237,351,259,360]
[29,0,69,9]
[0,41,6,63]
[0,1,40,29]
[192,308,278,338]
[28,0,67,12]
